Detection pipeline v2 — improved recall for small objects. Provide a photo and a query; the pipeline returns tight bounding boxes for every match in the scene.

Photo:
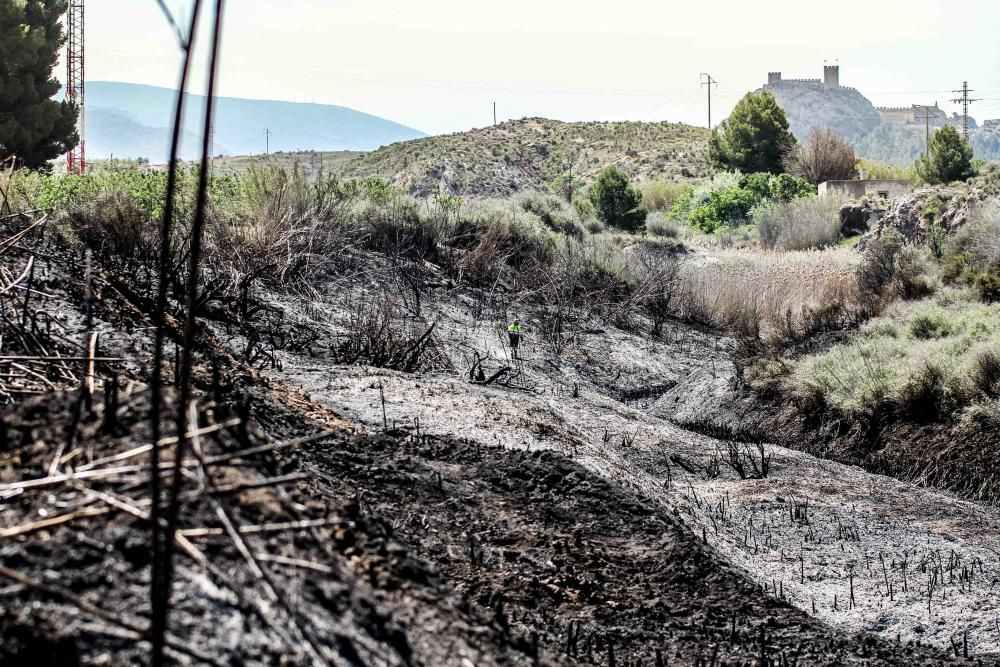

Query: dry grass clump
[945,206,1000,301]
[640,180,690,212]
[645,213,686,239]
[755,196,842,251]
[673,247,861,340]
[790,287,1000,420]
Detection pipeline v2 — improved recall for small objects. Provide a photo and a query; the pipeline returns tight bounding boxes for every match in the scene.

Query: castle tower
[824,65,840,88]
[767,72,782,85]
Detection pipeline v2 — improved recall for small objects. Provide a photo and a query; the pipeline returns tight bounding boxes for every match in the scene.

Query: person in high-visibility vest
[507,319,523,358]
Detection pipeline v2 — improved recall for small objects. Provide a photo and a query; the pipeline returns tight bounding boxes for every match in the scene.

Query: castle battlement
[765,65,839,88]
[876,104,942,112]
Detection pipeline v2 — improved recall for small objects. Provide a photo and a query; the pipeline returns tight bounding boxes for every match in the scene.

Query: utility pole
[915,107,931,158]
[700,73,717,129]
[208,125,216,168]
[567,160,573,203]
[951,82,980,141]
[263,128,271,155]
[493,102,496,127]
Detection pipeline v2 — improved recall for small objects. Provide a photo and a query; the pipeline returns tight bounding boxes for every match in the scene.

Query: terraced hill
[335,117,711,197]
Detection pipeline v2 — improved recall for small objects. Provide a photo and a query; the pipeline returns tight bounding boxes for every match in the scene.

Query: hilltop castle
[875,103,949,126]
[766,65,842,88]
[764,66,968,129]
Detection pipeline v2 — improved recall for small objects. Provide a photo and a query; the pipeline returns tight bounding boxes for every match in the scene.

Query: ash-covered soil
[211,259,1000,661]
[0,232,984,665]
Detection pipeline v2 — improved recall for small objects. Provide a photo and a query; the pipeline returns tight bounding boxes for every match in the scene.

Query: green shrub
[896,245,937,299]
[516,191,585,239]
[767,173,815,202]
[926,222,948,259]
[687,205,719,233]
[857,229,906,306]
[740,172,772,202]
[943,206,1000,301]
[971,346,1000,397]
[667,187,695,220]
[709,187,756,224]
[897,360,951,419]
[908,307,953,339]
[791,288,1000,422]
[672,172,812,234]
[975,268,1000,302]
[587,167,647,232]
[572,196,597,221]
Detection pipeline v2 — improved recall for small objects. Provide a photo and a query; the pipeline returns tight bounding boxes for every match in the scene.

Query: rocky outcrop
[862,183,999,245]
[839,201,875,237]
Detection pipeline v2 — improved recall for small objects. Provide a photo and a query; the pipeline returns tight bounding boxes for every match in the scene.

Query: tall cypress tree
[0,0,79,170]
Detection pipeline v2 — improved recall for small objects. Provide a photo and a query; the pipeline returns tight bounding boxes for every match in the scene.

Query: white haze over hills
[67,0,1000,138]
[82,81,426,161]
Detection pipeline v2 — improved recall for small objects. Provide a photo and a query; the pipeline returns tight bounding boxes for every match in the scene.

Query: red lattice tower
[66,0,85,174]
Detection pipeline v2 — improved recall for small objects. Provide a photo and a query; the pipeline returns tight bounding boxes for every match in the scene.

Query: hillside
[85,107,222,162]
[756,80,880,143]
[81,81,426,161]
[756,79,1000,165]
[335,117,711,197]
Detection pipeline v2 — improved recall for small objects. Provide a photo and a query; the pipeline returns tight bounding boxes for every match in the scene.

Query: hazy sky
[70,0,1000,135]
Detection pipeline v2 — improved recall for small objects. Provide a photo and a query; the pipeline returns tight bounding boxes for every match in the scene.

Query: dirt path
[243,286,1000,657]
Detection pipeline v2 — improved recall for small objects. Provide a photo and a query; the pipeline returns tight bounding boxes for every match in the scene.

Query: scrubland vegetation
[791,288,999,420]
[745,204,1000,447]
[336,117,710,198]
[0,161,856,355]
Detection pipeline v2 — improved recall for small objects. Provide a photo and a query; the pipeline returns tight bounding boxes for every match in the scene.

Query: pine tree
[588,167,646,232]
[914,125,975,184]
[0,0,79,170]
[708,90,795,175]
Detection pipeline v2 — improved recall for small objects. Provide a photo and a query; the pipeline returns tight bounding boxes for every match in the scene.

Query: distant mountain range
[80,81,426,161]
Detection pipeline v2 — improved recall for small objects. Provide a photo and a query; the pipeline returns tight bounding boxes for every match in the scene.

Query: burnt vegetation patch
[300,424,955,666]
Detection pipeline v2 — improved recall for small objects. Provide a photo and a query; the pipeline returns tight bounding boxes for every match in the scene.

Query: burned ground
[0,210,988,665]
[0,384,962,666]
